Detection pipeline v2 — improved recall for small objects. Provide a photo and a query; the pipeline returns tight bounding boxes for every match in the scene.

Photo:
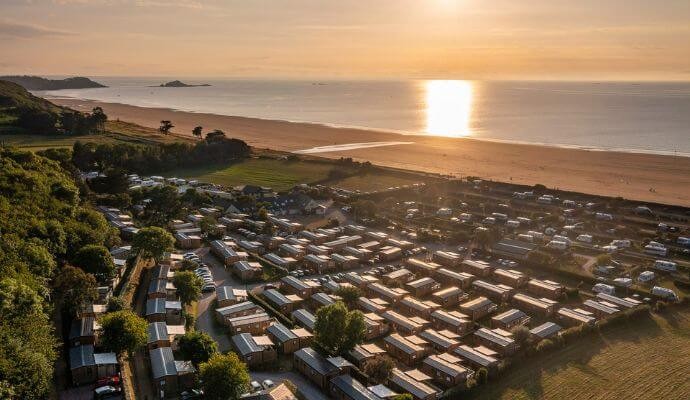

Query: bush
[476,367,489,385]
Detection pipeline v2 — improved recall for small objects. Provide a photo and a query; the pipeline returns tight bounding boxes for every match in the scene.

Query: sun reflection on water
[425,80,474,137]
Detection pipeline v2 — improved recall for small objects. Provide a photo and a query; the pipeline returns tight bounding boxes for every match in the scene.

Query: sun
[425,80,474,137]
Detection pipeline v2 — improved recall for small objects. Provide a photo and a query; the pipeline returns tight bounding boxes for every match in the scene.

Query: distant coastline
[154,80,211,88]
[1,75,106,90]
[50,96,690,206]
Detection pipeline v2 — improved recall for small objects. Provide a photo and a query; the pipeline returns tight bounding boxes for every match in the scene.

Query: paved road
[251,371,329,400]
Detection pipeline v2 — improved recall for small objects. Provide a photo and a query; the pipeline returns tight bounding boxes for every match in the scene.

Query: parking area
[250,371,329,400]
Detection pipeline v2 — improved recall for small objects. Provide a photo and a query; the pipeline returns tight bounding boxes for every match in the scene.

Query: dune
[53,98,690,206]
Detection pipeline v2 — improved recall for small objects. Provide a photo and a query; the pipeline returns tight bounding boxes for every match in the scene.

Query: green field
[167,158,339,191]
[465,309,690,400]
[329,172,424,192]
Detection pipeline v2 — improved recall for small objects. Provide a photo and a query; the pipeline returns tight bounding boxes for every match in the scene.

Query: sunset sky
[1,0,689,80]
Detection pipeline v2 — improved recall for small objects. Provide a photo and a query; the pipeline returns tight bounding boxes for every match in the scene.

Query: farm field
[167,158,340,191]
[465,308,690,400]
[328,172,425,192]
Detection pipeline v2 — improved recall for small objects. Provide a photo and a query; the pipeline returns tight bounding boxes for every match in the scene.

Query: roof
[69,317,95,340]
[492,309,529,324]
[474,328,515,348]
[368,384,398,399]
[264,289,293,307]
[232,333,266,355]
[93,352,117,365]
[492,239,536,256]
[216,301,261,317]
[454,345,498,368]
[419,329,458,349]
[281,276,311,291]
[530,322,562,338]
[294,347,340,375]
[69,345,95,369]
[330,375,382,400]
[423,354,470,377]
[217,286,248,302]
[292,309,316,331]
[384,333,424,355]
[148,322,168,343]
[389,369,438,400]
[267,322,298,343]
[149,347,177,379]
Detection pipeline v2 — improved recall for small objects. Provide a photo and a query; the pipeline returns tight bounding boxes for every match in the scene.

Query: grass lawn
[328,172,424,192]
[167,158,338,191]
[464,308,690,400]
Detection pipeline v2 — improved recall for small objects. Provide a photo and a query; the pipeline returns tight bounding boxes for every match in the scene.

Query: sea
[39,77,690,156]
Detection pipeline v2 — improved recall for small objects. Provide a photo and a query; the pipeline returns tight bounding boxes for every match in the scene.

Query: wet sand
[54,98,690,206]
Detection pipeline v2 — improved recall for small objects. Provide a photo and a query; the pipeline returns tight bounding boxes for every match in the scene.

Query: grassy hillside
[464,309,690,400]
[0,79,64,127]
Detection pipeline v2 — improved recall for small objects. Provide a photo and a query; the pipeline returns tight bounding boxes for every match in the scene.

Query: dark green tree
[199,353,250,400]
[72,244,116,280]
[173,271,203,306]
[314,301,366,356]
[53,266,98,316]
[178,331,218,366]
[99,310,148,355]
[132,226,175,262]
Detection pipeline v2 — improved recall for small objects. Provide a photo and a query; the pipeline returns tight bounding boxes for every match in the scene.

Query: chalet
[406,259,441,276]
[281,276,318,298]
[471,280,514,303]
[366,231,389,242]
[210,240,240,266]
[269,217,303,234]
[491,239,536,260]
[215,301,263,326]
[368,283,408,304]
[388,369,440,400]
[419,329,460,352]
[331,253,360,270]
[473,328,518,356]
[434,268,474,290]
[77,303,107,319]
[69,317,99,347]
[364,312,388,339]
[378,246,403,262]
[582,299,620,318]
[344,224,367,235]
[239,240,265,254]
[381,310,428,335]
[227,312,273,335]
[527,279,565,300]
[264,289,302,313]
[147,322,185,350]
[145,298,182,324]
[459,259,493,277]
[557,307,597,327]
[367,384,399,400]
[493,269,528,288]
[324,235,363,251]
[147,278,171,300]
[430,310,472,335]
[430,286,466,308]
[304,254,334,273]
[459,297,497,321]
[149,347,195,396]
[293,347,349,389]
[387,238,415,251]
[345,272,379,289]
[343,246,374,261]
[595,293,642,309]
[512,293,556,316]
[349,343,387,368]
[421,354,474,389]
[279,243,307,260]
[299,230,329,244]
[292,308,316,332]
[293,327,314,348]
[384,333,429,366]
[358,297,390,314]
[358,241,382,252]
[243,383,298,400]
[491,309,530,330]
[311,292,338,310]
[69,345,118,386]
[432,251,462,268]
[264,253,296,269]
[329,375,381,400]
[216,286,248,308]
[382,268,415,286]
[231,333,277,367]
[453,345,500,370]
[307,244,333,256]
[397,297,441,318]
[529,322,562,341]
[405,277,441,298]
[175,232,202,249]
[315,228,340,240]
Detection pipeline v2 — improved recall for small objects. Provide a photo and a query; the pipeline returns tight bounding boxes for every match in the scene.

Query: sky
[1,0,689,80]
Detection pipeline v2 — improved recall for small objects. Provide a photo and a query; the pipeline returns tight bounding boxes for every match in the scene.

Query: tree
[596,253,613,266]
[511,325,530,346]
[476,367,489,384]
[199,353,250,400]
[178,331,218,366]
[53,266,98,316]
[173,271,203,306]
[314,302,366,356]
[392,395,413,400]
[99,310,148,355]
[257,207,269,221]
[351,200,377,219]
[159,120,174,134]
[192,126,203,139]
[132,226,175,262]
[72,244,116,280]
[476,229,495,250]
[363,355,394,384]
[107,296,127,312]
[205,129,226,143]
[527,250,555,268]
[90,106,107,133]
[335,286,361,309]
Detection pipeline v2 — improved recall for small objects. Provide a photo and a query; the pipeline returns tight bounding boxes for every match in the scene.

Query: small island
[0,75,106,90]
[157,80,211,88]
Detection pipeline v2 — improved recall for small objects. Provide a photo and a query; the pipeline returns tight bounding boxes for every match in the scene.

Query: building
[216,301,263,326]
[405,277,441,298]
[281,276,319,297]
[175,232,202,249]
[473,328,518,356]
[349,343,387,368]
[345,272,379,289]
[147,322,185,350]
[149,347,195,397]
[368,283,408,304]
[460,297,497,321]
[453,345,500,370]
[381,310,428,335]
[242,382,298,400]
[491,309,531,330]
[430,310,472,335]
[216,286,248,308]
[266,322,300,354]
[331,253,360,270]
[582,299,620,318]
[358,297,390,314]
[430,286,466,308]
[493,269,529,288]
[421,354,474,389]
[364,313,388,339]
[527,279,565,300]
[397,297,441,319]
[227,312,273,335]
[406,259,441,277]
[557,307,597,327]
[419,329,460,352]
[231,333,277,367]
[459,260,493,277]
[529,322,562,341]
[69,317,98,347]
[210,240,241,266]
[432,251,462,268]
[304,254,334,273]
[232,261,263,281]
[512,293,557,316]
[595,293,642,309]
[145,298,182,324]
[384,333,429,366]
[69,345,118,386]
[293,347,350,389]
[434,268,474,290]
[292,308,316,332]
[329,375,382,400]
[264,289,302,313]
[471,280,514,303]
[388,369,440,400]
[491,239,536,260]
[382,268,415,286]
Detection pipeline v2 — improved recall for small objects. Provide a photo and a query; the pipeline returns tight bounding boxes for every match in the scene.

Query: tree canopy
[99,310,148,355]
[178,330,218,366]
[53,265,98,316]
[132,226,175,261]
[199,353,250,400]
[173,271,203,306]
[314,301,366,356]
[72,244,116,280]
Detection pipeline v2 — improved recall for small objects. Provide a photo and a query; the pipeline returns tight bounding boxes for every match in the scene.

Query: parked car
[95,375,120,389]
[181,389,204,399]
[250,381,262,392]
[94,385,121,399]
[262,380,275,390]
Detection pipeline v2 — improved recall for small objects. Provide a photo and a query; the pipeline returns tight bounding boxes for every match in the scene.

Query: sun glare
[425,80,474,137]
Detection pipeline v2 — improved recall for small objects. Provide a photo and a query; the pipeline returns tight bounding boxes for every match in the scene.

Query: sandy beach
[55,98,690,206]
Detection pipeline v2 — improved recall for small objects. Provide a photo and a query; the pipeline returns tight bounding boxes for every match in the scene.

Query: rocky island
[158,80,211,87]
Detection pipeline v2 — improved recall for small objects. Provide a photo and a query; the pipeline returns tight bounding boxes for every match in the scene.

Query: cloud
[0,20,72,38]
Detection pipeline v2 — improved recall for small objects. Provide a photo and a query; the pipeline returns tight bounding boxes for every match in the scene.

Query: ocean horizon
[39,77,690,157]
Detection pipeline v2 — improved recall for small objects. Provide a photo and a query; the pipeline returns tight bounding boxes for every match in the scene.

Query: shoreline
[44,95,690,158]
[51,97,690,206]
